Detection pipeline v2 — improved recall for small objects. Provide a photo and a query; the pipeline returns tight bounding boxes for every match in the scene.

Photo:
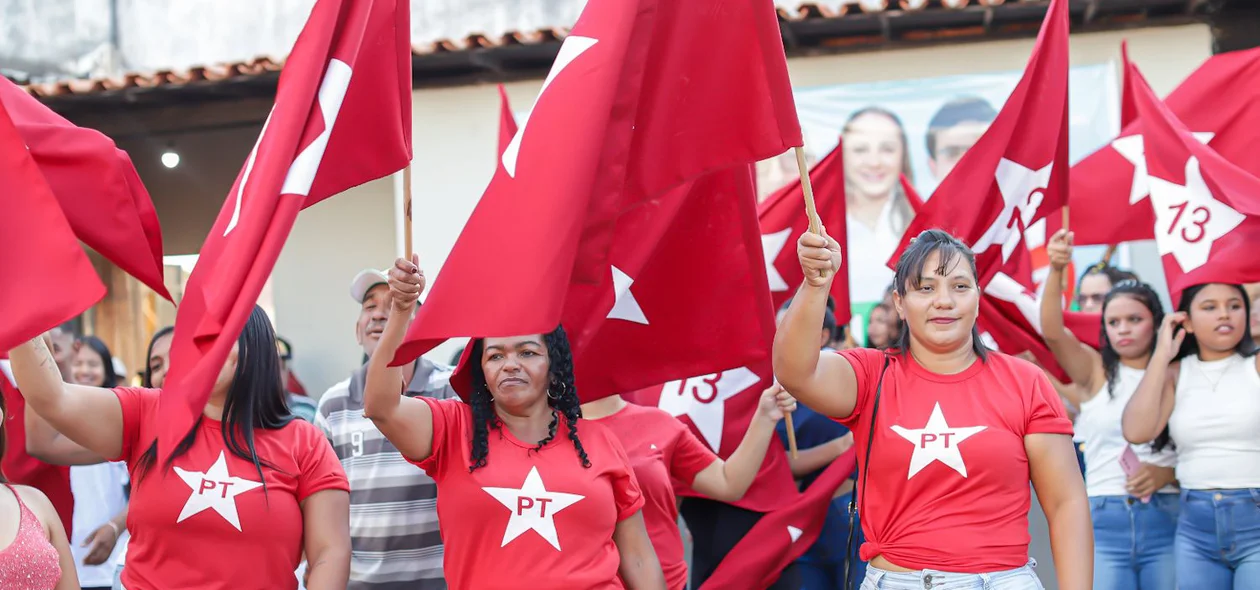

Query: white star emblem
[501,36,598,178]
[1112,132,1214,205]
[890,403,987,479]
[787,525,803,543]
[1148,155,1245,273]
[658,367,760,449]
[482,466,585,551]
[761,228,792,293]
[173,451,264,531]
[972,158,1053,263]
[983,272,1042,335]
[607,265,648,324]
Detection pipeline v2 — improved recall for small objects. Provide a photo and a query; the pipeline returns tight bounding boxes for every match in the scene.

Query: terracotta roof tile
[12,0,1197,100]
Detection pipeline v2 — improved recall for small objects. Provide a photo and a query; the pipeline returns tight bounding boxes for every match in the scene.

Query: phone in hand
[1119,446,1151,503]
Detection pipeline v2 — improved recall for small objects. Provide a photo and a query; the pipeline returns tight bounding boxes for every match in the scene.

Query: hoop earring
[547,381,566,400]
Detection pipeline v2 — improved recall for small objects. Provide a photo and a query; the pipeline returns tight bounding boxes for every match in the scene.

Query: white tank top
[1170,354,1260,489]
[1077,365,1178,497]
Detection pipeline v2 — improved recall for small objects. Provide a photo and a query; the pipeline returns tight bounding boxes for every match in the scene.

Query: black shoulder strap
[843,355,892,590]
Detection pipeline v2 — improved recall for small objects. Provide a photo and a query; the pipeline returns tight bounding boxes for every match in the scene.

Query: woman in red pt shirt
[775,229,1093,589]
[7,307,351,590]
[580,383,797,590]
[364,256,665,590]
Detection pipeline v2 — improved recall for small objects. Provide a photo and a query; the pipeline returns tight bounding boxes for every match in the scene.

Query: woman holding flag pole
[1040,229,1178,590]
[363,255,666,589]
[774,227,1092,589]
[6,308,351,590]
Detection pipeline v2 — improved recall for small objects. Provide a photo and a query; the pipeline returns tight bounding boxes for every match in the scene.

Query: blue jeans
[859,560,1043,589]
[1089,494,1178,590]
[1177,488,1260,589]
[797,492,868,589]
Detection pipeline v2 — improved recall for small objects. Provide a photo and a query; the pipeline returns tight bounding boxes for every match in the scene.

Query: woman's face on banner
[843,111,904,202]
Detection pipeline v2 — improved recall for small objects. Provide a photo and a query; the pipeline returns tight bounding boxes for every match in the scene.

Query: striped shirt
[315,359,457,590]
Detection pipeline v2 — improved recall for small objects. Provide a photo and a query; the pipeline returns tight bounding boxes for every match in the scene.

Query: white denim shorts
[860,559,1045,590]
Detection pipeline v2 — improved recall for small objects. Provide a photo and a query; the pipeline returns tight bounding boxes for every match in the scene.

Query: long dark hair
[135,306,295,486]
[466,325,589,472]
[1150,283,1258,453]
[1099,281,1165,398]
[890,229,989,360]
[142,326,175,388]
[77,336,120,388]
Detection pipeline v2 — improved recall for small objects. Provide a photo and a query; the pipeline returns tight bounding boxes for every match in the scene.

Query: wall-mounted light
[161,142,180,169]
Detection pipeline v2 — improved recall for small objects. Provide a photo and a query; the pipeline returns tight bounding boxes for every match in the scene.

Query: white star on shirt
[607,265,649,324]
[1112,132,1214,205]
[1148,155,1245,273]
[890,403,987,479]
[658,367,760,450]
[173,451,264,531]
[761,228,792,293]
[482,466,585,551]
[972,158,1053,263]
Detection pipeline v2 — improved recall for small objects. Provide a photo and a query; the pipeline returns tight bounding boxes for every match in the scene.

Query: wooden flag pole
[403,164,414,257]
[1100,244,1118,267]
[780,146,829,460]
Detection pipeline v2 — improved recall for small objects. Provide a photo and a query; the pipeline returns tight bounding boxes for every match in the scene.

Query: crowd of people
[2,224,1259,589]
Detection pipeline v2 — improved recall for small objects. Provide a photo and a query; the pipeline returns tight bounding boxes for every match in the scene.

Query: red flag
[890,0,1069,287]
[700,450,856,590]
[0,100,106,351]
[1128,59,1260,303]
[0,79,170,300]
[1119,41,1139,129]
[394,0,803,384]
[981,248,1073,382]
[624,361,797,513]
[1070,46,1260,246]
[901,173,924,214]
[759,142,851,325]
[497,84,518,156]
[160,0,412,457]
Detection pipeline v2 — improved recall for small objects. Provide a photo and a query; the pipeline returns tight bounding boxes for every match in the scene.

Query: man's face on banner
[928,120,990,181]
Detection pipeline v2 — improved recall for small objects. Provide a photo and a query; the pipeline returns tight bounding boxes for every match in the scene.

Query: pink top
[0,484,62,590]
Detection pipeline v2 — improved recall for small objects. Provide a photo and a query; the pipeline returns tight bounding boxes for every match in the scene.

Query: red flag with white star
[394,0,802,403]
[159,0,412,459]
[888,0,1068,287]
[624,360,797,513]
[1070,46,1260,246]
[1128,58,1260,303]
[758,142,850,324]
[700,450,856,589]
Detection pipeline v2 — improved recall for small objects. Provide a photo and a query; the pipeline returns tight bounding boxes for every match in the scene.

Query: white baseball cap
[349,269,389,303]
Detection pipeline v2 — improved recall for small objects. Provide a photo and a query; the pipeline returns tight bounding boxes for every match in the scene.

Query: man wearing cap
[314,268,457,590]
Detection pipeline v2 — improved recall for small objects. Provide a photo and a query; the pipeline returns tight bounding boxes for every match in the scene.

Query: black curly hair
[466,325,590,472]
[1099,280,1165,398]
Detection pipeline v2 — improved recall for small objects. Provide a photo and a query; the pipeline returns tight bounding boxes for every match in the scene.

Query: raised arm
[1039,230,1103,400]
[1122,313,1184,444]
[689,384,796,502]
[772,231,861,418]
[8,335,124,460]
[25,404,108,466]
[361,255,436,462]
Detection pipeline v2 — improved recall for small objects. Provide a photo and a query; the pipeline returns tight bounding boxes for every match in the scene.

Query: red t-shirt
[592,403,717,590]
[836,348,1073,573]
[414,398,645,590]
[112,387,348,590]
[0,360,74,536]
